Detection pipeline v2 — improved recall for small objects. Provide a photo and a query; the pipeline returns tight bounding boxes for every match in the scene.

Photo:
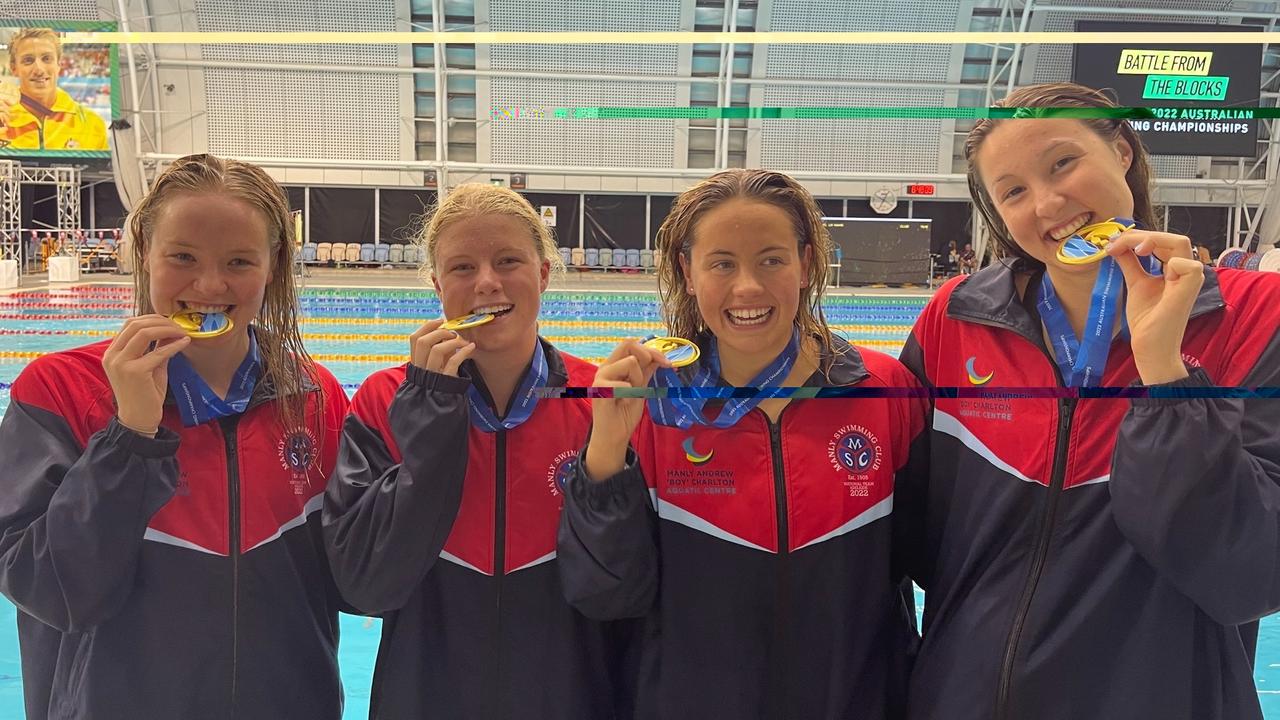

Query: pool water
[0,286,1276,718]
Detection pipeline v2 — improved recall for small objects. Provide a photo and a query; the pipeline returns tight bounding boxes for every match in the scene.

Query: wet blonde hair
[7,29,61,73]
[416,183,562,282]
[655,168,837,368]
[966,82,1158,267]
[127,153,317,434]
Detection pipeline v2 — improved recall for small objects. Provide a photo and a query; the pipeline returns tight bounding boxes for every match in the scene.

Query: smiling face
[431,213,550,359]
[9,36,59,104]
[144,193,274,352]
[678,198,810,367]
[975,117,1134,273]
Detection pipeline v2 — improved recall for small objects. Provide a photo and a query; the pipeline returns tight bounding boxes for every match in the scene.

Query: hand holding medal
[582,339,675,481]
[1104,228,1203,384]
[410,317,477,376]
[102,315,192,435]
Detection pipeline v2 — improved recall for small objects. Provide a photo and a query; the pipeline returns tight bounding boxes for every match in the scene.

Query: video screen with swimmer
[0,20,118,161]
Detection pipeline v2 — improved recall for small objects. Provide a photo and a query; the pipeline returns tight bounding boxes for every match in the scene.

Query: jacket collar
[947,256,1225,340]
[461,335,568,405]
[13,89,77,120]
[676,330,870,387]
[162,326,320,411]
[816,334,871,386]
[246,363,321,410]
[162,360,321,411]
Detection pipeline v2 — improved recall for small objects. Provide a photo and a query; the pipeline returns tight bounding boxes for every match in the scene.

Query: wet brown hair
[965,81,1157,267]
[654,168,836,366]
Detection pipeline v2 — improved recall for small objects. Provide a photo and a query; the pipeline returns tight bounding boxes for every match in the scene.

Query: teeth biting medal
[442,313,495,331]
[1056,217,1136,265]
[170,310,234,338]
[643,336,700,368]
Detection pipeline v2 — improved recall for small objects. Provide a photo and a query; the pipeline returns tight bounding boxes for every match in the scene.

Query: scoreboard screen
[1072,21,1261,157]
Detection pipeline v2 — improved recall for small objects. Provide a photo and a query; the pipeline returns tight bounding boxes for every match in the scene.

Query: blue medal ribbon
[647,328,800,429]
[1037,252,1161,387]
[1038,255,1122,387]
[166,329,261,427]
[467,340,548,432]
[1037,218,1164,387]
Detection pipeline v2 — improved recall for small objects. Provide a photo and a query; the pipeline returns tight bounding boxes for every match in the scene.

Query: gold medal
[441,313,495,331]
[1056,218,1135,265]
[643,336,700,368]
[170,311,234,339]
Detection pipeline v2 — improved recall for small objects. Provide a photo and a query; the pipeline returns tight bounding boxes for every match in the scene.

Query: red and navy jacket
[0,339,350,720]
[899,261,1280,720]
[558,335,927,720]
[322,338,637,720]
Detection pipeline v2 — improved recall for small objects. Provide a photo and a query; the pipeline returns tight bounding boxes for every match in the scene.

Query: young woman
[558,168,928,720]
[323,183,635,719]
[900,82,1280,720]
[0,154,349,719]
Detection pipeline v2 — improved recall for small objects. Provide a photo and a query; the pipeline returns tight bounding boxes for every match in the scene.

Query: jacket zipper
[950,291,1211,716]
[947,309,1079,718]
[765,409,790,720]
[993,396,1076,719]
[219,416,243,719]
[493,429,508,720]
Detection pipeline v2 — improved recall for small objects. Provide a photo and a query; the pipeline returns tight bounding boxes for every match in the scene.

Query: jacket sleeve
[1109,351,1280,626]
[557,423,660,621]
[0,374,179,633]
[306,366,365,618]
[321,364,471,614]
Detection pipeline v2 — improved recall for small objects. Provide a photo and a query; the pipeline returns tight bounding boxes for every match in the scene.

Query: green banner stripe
[510,106,1269,120]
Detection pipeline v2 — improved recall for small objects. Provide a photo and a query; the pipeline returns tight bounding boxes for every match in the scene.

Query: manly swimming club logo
[278,428,319,493]
[829,424,882,479]
[546,450,579,497]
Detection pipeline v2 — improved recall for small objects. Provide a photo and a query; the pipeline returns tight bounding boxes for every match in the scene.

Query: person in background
[1,28,108,151]
[958,242,977,274]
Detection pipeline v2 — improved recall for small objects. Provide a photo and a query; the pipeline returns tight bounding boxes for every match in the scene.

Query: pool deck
[2,268,944,298]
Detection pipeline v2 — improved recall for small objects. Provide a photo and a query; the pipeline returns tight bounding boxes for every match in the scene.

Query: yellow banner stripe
[63,31,1280,45]
[13,326,914,341]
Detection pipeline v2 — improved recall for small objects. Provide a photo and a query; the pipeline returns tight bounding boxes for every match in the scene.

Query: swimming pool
[0,285,1276,718]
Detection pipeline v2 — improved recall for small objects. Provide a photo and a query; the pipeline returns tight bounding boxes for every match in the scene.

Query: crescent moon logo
[682,436,714,465]
[966,356,994,385]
